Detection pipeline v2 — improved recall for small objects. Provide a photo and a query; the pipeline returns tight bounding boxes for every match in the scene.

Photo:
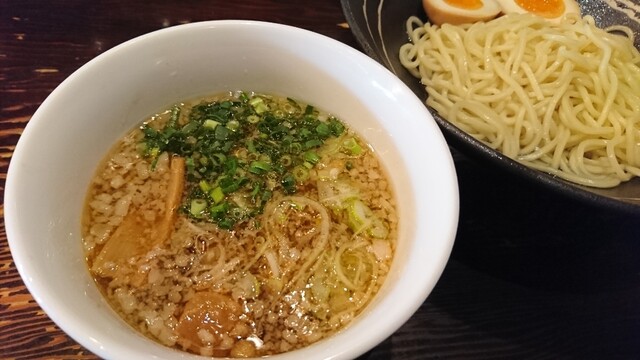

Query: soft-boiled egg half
[422,0,502,25]
[496,0,580,22]
[423,0,581,25]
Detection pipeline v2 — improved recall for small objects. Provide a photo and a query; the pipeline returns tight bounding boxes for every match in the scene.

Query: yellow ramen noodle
[400,13,640,188]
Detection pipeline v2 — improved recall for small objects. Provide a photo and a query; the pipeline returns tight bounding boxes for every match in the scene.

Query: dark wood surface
[1,1,639,359]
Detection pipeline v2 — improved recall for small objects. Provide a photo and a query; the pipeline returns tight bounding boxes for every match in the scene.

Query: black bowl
[341,0,640,215]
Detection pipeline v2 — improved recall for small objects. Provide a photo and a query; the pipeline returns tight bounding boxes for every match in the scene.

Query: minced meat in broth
[82,92,397,357]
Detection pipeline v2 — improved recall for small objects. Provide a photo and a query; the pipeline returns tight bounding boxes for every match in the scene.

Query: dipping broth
[82,92,397,357]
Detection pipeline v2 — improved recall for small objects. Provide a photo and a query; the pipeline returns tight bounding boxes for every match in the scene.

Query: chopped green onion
[250,182,262,198]
[213,153,227,164]
[292,165,310,183]
[215,125,231,140]
[199,180,211,192]
[218,218,234,229]
[250,97,268,114]
[225,157,238,175]
[281,173,296,194]
[289,142,302,154]
[317,179,360,210]
[286,97,301,111]
[367,218,389,239]
[249,160,272,174]
[304,139,323,149]
[227,120,240,131]
[262,190,273,202]
[210,186,225,204]
[210,202,229,218]
[230,206,246,220]
[280,155,292,167]
[185,156,195,173]
[190,199,207,217]
[168,105,181,128]
[342,137,363,155]
[221,181,240,194]
[303,151,320,165]
[203,119,220,130]
[344,198,387,238]
[149,147,160,159]
[329,118,345,136]
[181,120,199,134]
[249,97,263,107]
[247,139,257,153]
[346,199,370,233]
[140,93,352,230]
[316,123,331,137]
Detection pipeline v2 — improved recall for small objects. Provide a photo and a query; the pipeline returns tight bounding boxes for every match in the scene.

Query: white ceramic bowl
[5,20,458,360]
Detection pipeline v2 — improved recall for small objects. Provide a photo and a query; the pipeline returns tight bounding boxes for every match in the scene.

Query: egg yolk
[515,0,565,18]
[445,0,483,10]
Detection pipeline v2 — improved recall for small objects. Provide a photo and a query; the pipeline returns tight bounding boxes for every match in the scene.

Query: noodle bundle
[400,13,640,188]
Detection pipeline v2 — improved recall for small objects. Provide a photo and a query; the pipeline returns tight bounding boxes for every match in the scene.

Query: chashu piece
[92,156,186,278]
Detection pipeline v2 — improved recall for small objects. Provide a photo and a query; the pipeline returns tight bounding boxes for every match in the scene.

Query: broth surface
[82,92,397,357]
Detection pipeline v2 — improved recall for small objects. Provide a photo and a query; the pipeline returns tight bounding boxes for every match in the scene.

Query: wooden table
[2,1,639,359]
